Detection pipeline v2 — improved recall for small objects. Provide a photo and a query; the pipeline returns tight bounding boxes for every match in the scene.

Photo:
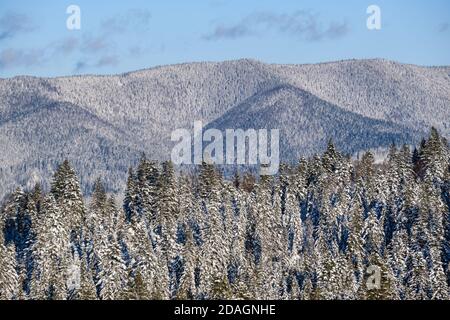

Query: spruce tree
[32,195,70,300]
[0,239,18,300]
[50,160,86,251]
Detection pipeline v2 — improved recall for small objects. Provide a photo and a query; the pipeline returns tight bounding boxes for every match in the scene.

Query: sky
[0,0,449,78]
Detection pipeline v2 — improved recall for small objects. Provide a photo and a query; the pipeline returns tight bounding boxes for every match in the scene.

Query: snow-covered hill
[0,59,448,197]
[207,84,421,160]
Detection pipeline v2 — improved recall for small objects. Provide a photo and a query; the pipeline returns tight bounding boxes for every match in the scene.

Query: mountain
[0,59,448,198]
[206,84,421,160]
[271,59,450,133]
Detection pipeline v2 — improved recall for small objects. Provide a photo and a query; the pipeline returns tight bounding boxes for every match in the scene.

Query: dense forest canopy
[0,128,449,300]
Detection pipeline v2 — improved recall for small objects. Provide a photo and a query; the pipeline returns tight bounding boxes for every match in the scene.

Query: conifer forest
[0,128,449,301]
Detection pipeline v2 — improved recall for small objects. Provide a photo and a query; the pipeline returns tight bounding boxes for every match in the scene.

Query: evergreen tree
[50,160,86,251]
[77,256,98,300]
[31,195,71,300]
[0,239,18,300]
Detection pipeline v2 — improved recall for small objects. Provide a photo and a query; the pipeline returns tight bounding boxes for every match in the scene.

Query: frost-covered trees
[32,195,71,300]
[0,128,449,300]
[89,180,127,300]
[50,160,87,257]
[197,162,231,298]
[0,228,18,300]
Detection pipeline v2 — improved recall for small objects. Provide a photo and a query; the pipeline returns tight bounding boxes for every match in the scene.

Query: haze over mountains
[0,58,449,197]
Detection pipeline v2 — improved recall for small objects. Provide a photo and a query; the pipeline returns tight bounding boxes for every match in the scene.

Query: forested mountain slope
[0,59,448,198]
[207,84,421,160]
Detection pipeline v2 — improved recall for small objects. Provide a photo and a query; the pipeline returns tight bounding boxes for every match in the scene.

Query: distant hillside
[207,84,421,160]
[0,59,448,198]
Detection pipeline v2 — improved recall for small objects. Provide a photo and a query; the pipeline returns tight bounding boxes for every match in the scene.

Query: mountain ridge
[0,58,448,198]
[206,84,423,160]
[2,58,448,81]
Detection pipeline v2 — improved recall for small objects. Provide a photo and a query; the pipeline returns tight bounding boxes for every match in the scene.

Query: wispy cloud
[0,9,154,73]
[58,9,153,72]
[54,9,151,57]
[203,10,349,42]
[129,46,144,56]
[100,9,151,35]
[74,60,88,73]
[81,35,113,54]
[53,37,80,55]
[438,23,449,33]
[204,24,253,40]
[0,48,45,69]
[51,35,113,57]
[0,12,36,41]
[73,55,120,73]
[95,55,119,67]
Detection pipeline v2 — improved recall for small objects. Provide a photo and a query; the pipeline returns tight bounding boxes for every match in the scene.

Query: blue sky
[0,0,449,77]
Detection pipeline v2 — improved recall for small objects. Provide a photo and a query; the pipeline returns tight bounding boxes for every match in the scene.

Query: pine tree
[124,271,151,300]
[0,241,19,300]
[421,128,448,184]
[176,226,199,300]
[361,207,399,299]
[197,162,230,298]
[31,195,70,300]
[123,168,138,223]
[136,155,160,223]
[387,229,410,298]
[50,160,86,251]
[346,193,365,294]
[322,139,343,175]
[77,256,98,300]
[255,174,285,300]
[97,235,127,300]
[406,251,430,300]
